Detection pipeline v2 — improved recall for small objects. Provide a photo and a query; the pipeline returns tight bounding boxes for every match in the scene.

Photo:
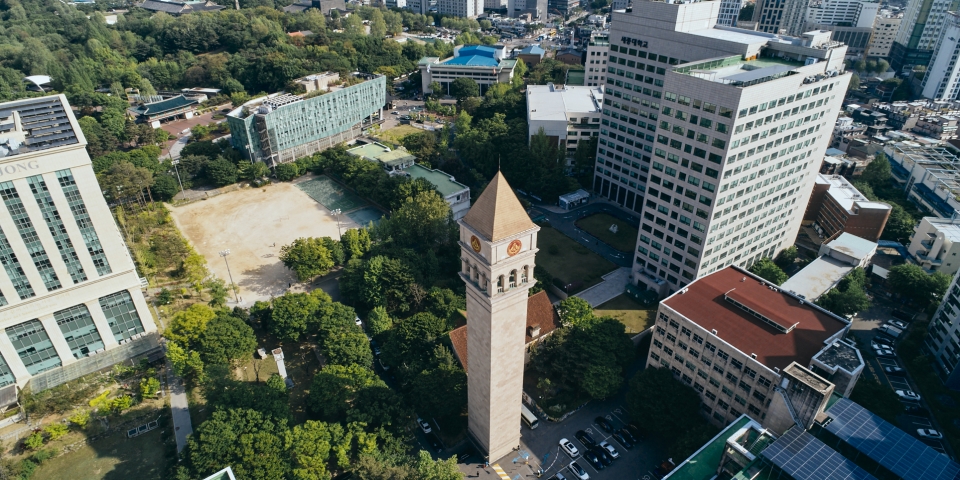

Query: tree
[340,256,417,314]
[167,303,218,346]
[152,174,181,201]
[383,191,454,249]
[861,154,892,189]
[97,161,154,204]
[309,364,382,420]
[168,341,205,382]
[23,432,43,450]
[206,157,239,186]
[428,81,442,96]
[450,77,479,102]
[416,450,463,480]
[748,258,788,285]
[817,281,870,316]
[140,377,161,398]
[200,313,257,366]
[366,306,393,336]
[323,329,374,367]
[207,278,228,307]
[850,379,903,422]
[183,409,289,480]
[341,228,372,260]
[888,264,951,307]
[848,72,861,92]
[44,423,68,441]
[270,291,325,342]
[280,237,336,282]
[774,246,798,270]
[626,368,704,445]
[882,204,916,242]
[286,420,343,480]
[275,163,301,181]
[556,297,594,327]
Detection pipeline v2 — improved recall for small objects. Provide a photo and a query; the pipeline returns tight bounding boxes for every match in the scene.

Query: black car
[884,366,905,375]
[583,450,604,470]
[425,433,443,454]
[620,426,638,443]
[591,446,613,467]
[612,431,633,449]
[594,416,614,433]
[575,430,597,448]
[874,335,895,346]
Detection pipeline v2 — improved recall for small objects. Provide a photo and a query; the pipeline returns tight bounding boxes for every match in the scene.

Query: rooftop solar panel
[0,96,78,155]
[824,398,960,480]
[762,427,876,480]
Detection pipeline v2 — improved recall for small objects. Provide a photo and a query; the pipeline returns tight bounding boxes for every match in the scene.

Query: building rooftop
[462,172,536,242]
[526,85,602,122]
[449,290,560,373]
[675,55,804,87]
[402,164,468,197]
[0,95,79,157]
[662,266,849,371]
[827,232,878,261]
[690,26,776,46]
[920,217,960,241]
[813,340,862,374]
[816,174,891,213]
[762,426,876,480]
[519,45,545,56]
[665,416,758,479]
[346,142,416,167]
[780,255,853,301]
[127,95,198,117]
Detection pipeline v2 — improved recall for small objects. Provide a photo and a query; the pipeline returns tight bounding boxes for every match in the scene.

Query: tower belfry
[458,172,540,461]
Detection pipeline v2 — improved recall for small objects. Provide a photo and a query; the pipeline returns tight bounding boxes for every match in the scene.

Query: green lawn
[37,422,176,480]
[576,213,638,252]
[536,226,616,291]
[376,124,422,144]
[594,294,656,334]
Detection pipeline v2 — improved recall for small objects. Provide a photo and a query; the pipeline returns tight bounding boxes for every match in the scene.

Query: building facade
[507,0,546,19]
[885,142,960,218]
[597,1,850,296]
[458,172,539,461]
[717,0,745,27]
[926,268,960,389]
[890,0,960,72]
[804,173,891,242]
[526,85,603,159]
[420,46,517,95]
[752,0,809,35]
[438,0,482,17]
[585,34,610,87]
[922,11,960,100]
[866,11,903,58]
[0,95,158,390]
[228,74,385,166]
[649,266,860,429]
[908,217,960,275]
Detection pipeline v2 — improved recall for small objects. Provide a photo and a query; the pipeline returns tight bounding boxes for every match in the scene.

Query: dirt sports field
[169,176,362,304]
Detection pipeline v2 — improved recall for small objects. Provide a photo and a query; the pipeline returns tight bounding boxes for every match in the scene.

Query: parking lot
[851,301,950,456]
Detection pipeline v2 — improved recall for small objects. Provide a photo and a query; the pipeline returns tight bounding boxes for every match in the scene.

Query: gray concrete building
[597,0,850,296]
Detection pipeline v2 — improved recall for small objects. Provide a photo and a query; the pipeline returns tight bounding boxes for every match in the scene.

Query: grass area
[594,295,656,334]
[575,213,638,252]
[36,421,176,480]
[535,225,616,291]
[376,124,422,144]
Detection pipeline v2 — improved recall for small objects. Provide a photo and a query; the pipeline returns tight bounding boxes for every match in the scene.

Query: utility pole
[332,209,342,239]
[171,159,186,202]
[219,249,240,304]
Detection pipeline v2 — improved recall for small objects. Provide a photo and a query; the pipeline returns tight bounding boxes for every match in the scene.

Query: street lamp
[332,208,342,239]
[171,159,186,201]
[219,249,240,304]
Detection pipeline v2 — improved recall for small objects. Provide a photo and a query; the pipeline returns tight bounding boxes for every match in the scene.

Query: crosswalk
[491,464,511,480]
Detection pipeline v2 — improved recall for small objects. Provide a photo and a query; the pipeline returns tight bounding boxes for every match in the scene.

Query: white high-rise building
[754,0,878,36]
[890,0,960,71]
[585,34,610,87]
[438,0,482,17]
[717,0,745,27]
[922,11,960,100]
[866,11,902,58]
[0,95,157,390]
[806,0,878,28]
[595,0,850,296]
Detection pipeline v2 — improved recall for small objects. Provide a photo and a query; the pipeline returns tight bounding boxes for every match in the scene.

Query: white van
[520,404,539,429]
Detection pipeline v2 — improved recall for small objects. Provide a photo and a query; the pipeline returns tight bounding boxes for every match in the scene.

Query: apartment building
[585,34,609,87]
[890,0,960,72]
[885,142,960,218]
[922,11,960,100]
[227,73,385,166]
[908,217,960,275]
[420,46,518,95]
[597,1,850,295]
[753,0,877,48]
[649,266,861,429]
[927,268,960,389]
[717,0,745,27]
[866,10,902,58]
[507,0,546,19]
[752,0,809,35]
[438,0,482,17]
[526,85,603,159]
[0,95,159,391]
[804,173,891,242]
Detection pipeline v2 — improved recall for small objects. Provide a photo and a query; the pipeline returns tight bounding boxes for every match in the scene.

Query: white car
[559,438,579,457]
[918,429,943,440]
[599,441,619,459]
[355,315,363,327]
[568,462,590,480]
[896,390,921,401]
[417,417,432,434]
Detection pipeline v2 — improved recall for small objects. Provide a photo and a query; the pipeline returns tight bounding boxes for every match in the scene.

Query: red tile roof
[448,291,561,373]
[662,266,848,371]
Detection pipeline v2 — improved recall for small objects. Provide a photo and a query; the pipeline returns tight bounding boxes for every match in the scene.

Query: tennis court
[296,176,367,212]
[347,206,385,226]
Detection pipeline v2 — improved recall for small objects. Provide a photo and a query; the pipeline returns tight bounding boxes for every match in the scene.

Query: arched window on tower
[521,266,529,284]
[497,275,504,293]
[509,270,517,288]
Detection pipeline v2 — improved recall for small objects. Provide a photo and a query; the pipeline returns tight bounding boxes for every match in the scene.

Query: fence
[25,334,162,393]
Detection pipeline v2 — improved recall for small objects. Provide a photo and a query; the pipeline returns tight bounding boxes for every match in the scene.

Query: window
[716,350,729,361]
[725,372,738,384]
[99,291,145,342]
[757,376,771,388]
[730,359,743,370]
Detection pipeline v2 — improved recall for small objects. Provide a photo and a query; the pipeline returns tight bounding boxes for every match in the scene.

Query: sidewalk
[575,267,632,307]
[166,359,192,453]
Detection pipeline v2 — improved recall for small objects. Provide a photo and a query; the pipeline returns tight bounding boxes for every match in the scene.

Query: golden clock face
[470,236,482,253]
[507,239,522,256]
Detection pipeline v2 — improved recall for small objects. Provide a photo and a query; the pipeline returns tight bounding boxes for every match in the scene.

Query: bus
[520,404,539,429]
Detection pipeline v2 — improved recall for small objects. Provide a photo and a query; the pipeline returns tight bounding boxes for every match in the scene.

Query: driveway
[531,199,639,269]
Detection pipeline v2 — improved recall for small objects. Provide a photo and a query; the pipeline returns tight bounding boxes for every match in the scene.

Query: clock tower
[458,172,539,461]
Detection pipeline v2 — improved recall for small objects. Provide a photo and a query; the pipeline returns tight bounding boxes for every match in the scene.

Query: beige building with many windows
[648,266,863,430]
[0,95,157,391]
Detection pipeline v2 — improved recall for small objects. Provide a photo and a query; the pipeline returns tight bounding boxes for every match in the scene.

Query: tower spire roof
[462,171,536,242]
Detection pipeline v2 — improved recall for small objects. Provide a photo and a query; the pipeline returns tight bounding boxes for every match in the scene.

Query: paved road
[168,133,191,160]
[166,358,193,453]
[532,199,639,269]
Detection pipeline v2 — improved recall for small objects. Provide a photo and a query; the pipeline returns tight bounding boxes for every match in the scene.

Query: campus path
[574,267,632,307]
[167,358,192,453]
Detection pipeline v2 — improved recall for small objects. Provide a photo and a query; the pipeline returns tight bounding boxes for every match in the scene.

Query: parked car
[560,438,579,457]
[575,430,597,448]
[583,450,603,470]
[620,427,638,444]
[378,358,391,371]
[887,320,908,330]
[355,315,363,327]
[599,441,620,459]
[873,336,894,347]
[884,366,905,375]
[896,390,921,401]
[568,462,590,480]
[612,431,633,449]
[591,446,613,466]
[417,417,432,434]
[918,429,943,440]
[550,473,567,480]
[425,432,443,453]
[594,416,614,433]
[874,347,896,358]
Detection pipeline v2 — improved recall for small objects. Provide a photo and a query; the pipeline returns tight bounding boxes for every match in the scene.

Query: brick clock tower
[458,172,539,461]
